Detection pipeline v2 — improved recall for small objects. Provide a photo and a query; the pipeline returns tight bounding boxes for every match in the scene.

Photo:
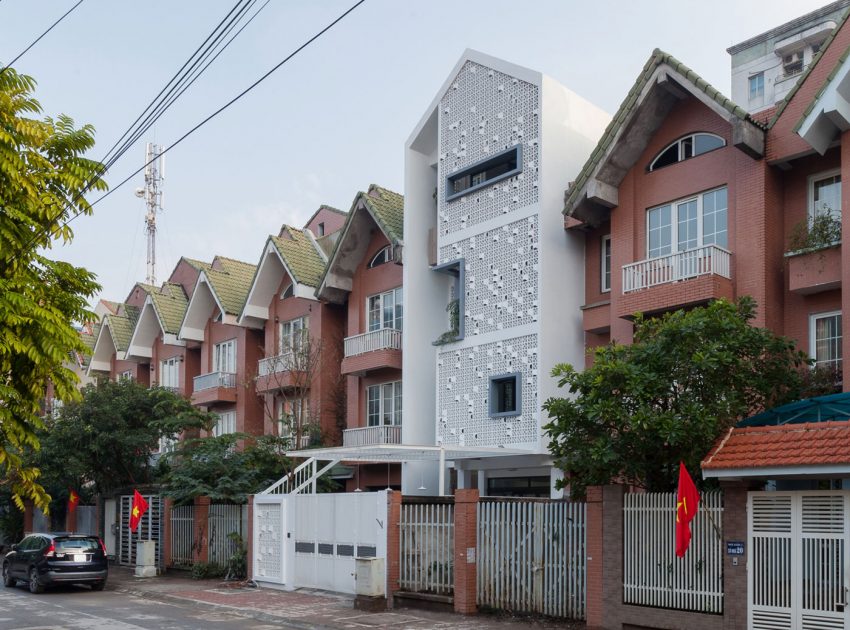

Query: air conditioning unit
[355,557,385,597]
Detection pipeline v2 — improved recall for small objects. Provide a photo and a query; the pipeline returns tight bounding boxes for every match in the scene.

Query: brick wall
[453,489,479,615]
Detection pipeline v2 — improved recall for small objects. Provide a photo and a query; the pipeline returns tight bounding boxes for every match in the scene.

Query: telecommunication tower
[134,143,165,286]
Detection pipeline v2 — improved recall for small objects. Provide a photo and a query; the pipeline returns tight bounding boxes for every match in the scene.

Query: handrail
[622,245,731,293]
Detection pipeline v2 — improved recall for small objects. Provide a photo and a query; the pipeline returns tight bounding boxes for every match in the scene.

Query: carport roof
[286,444,533,462]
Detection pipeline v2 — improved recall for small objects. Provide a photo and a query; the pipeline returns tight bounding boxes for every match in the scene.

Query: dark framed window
[368,245,393,268]
[648,133,725,171]
[446,146,522,201]
[489,373,521,417]
[280,283,294,299]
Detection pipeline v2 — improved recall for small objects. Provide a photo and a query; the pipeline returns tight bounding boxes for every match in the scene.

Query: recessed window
[213,339,236,373]
[367,381,402,426]
[317,222,325,236]
[279,316,307,355]
[601,235,611,293]
[648,133,725,171]
[749,73,764,101]
[446,146,522,201]
[119,370,134,382]
[280,283,295,299]
[212,410,236,437]
[368,245,393,268]
[810,311,842,371]
[809,170,842,222]
[368,287,403,332]
[783,51,804,78]
[159,357,179,389]
[489,373,521,417]
[647,187,727,258]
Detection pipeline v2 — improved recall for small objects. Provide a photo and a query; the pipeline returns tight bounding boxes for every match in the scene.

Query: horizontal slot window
[446,146,522,201]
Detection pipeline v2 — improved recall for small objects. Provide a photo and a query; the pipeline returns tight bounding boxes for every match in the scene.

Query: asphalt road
[0,581,291,630]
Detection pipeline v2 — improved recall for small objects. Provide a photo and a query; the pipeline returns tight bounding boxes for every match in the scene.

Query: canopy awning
[286,444,534,463]
[738,391,850,428]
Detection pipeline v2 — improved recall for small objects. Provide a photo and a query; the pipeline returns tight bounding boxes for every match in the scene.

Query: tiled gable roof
[182,257,213,271]
[363,184,404,243]
[105,305,140,352]
[80,323,100,354]
[564,48,757,216]
[149,283,189,334]
[270,227,327,287]
[205,257,257,315]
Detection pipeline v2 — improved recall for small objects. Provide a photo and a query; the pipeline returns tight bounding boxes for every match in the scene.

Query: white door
[749,491,850,630]
[103,499,116,556]
[253,496,286,584]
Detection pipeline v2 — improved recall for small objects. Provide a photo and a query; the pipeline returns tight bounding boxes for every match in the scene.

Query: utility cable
[1,0,84,74]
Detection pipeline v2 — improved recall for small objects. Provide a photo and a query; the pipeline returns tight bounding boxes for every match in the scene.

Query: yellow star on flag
[132,506,139,518]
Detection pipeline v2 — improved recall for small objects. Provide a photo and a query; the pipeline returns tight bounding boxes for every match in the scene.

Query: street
[0,582,290,630]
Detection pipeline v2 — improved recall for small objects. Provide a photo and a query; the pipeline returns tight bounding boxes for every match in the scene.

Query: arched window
[280,284,294,299]
[368,245,393,268]
[648,133,725,171]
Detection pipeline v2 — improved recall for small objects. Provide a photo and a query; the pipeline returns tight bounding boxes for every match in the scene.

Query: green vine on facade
[434,298,460,345]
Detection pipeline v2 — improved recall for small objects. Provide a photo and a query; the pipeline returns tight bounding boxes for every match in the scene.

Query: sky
[0,0,836,306]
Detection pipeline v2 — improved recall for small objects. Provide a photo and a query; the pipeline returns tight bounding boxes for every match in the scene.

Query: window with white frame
[748,73,764,101]
[278,396,308,438]
[648,133,725,171]
[159,356,180,389]
[279,316,308,355]
[51,398,64,419]
[367,381,402,426]
[119,370,134,382]
[601,235,611,292]
[280,283,295,299]
[809,170,841,222]
[810,311,842,371]
[368,287,403,332]
[212,410,236,437]
[368,245,393,268]
[647,187,727,258]
[213,339,236,373]
[158,434,176,454]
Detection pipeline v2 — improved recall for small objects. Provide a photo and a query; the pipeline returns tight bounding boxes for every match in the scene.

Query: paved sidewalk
[109,566,581,629]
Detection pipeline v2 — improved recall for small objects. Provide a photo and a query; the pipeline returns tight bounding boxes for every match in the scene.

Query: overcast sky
[0,0,834,305]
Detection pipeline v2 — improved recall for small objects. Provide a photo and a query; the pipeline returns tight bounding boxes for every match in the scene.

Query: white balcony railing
[344,328,402,358]
[193,371,236,392]
[258,353,294,377]
[622,244,731,293]
[343,424,402,447]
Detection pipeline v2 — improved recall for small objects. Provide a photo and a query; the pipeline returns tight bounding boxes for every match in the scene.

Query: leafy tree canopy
[32,380,215,499]
[0,67,107,510]
[544,297,822,496]
[161,434,294,505]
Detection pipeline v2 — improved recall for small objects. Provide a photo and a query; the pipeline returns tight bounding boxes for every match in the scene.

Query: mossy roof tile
[149,283,189,334]
[270,227,327,287]
[205,257,257,315]
[106,305,140,352]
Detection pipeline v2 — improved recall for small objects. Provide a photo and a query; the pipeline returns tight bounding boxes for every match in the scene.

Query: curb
[114,584,340,630]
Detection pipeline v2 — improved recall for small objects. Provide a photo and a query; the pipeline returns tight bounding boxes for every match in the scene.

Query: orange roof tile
[702,421,850,470]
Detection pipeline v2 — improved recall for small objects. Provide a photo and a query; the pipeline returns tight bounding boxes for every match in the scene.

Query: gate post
[66,502,77,533]
[585,486,604,629]
[386,490,401,609]
[162,498,173,569]
[193,496,211,564]
[721,481,749,630]
[453,488,479,614]
[246,495,254,581]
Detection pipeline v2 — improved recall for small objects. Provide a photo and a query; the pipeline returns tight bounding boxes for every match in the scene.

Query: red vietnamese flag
[129,490,149,533]
[675,461,701,558]
[67,489,79,517]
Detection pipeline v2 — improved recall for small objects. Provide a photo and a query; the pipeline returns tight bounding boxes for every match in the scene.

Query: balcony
[618,245,733,319]
[191,371,237,406]
[255,353,304,393]
[343,425,402,447]
[341,328,402,376]
[787,244,842,295]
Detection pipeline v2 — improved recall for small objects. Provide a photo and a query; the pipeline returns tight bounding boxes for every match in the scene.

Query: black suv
[2,533,108,593]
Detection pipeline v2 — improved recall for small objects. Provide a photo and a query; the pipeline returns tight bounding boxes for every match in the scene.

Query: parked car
[2,533,108,593]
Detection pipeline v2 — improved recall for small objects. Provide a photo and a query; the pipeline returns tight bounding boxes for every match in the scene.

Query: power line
[1,0,84,74]
[84,1,367,214]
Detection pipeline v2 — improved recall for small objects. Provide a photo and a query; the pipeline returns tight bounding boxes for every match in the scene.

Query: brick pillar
[453,488,479,614]
[23,501,33,534]
[585,486,604,629]
[841,130,850,392]
[601,485,626,630]
[386,490,401,608]
[246,495,254,581]
[721,481,749,630]
[162,498,173,569]
[66,503,77,533]
[193,496,211,564]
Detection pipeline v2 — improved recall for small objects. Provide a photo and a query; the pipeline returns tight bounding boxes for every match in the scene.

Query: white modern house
[403,50,610,497]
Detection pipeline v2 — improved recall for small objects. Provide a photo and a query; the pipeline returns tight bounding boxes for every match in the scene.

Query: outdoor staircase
[259,457,340,495]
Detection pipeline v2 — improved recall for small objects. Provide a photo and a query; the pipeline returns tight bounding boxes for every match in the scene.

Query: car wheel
[2,563,15,587]
[90,581,105,591]
[28,567,43,594]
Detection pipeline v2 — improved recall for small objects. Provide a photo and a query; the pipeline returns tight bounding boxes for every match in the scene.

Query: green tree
[33,380,214,498]
[543,297,816,496]
[0,67,107,510]
[161,434,295,504]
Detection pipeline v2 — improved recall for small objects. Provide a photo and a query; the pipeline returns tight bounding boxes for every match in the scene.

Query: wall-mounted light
[274,316,280,323]
[149,364,155,371]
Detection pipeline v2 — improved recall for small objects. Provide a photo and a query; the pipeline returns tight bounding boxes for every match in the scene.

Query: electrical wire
[0,0,85,74]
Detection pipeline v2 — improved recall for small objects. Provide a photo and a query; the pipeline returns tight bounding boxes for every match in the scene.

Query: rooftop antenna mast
[134,143,165,286]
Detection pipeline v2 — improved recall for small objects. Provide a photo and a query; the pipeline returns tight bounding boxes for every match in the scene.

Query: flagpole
[698,495,723,541]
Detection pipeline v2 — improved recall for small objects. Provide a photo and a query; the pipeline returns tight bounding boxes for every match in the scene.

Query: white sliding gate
[748,491,850,630]
[253,491,388,594]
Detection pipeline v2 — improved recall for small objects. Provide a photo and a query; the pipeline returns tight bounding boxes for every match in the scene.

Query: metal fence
[399,499,454,595]
[76,506,97,535]
[207,503,248,566]
[170,504,195,568]
[477,498,586,619]
[623,490,723,613]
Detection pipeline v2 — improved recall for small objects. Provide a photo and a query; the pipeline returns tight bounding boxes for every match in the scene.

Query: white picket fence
[623,490,723,613]
[207,503,248,566]
[398,500,455,595]
[170,504,195,567]
[477,499,586,619]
